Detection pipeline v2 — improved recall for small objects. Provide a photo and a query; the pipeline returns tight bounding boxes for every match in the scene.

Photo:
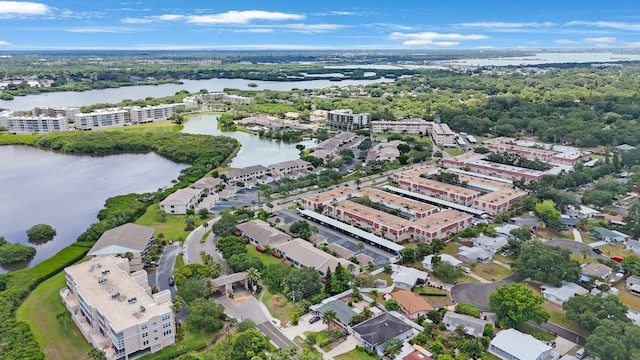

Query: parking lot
[210,188,262,215]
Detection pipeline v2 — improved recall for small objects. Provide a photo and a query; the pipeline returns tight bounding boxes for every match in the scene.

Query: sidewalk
[573,229,583,243]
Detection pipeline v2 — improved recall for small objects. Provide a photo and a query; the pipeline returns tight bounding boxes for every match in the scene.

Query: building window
[143,340,149,346]
[141,324,147,331]
[163,329,172,336]
[162,322,171,329]
[162,314,171,322]
[142,332,148,338]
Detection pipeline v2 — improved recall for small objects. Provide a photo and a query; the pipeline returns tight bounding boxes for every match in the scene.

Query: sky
[1,0,640,50]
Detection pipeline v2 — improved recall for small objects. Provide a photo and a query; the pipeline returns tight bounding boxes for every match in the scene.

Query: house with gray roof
[626,275,640,296]
[443,312,489,338]
[236,219,291,251]
[422,254,462,271]
[473,236,509,254]
[273,238,359,276]
[88,223,155,272]
[191,177,222,191]
[160,187,202,214]
[458,246,492,263]
[489,328,552,360]
[591,227,629,243]
[352,312,414,356]
[314,300,357,328]
[540,282,588,305]
[391,265,429,290]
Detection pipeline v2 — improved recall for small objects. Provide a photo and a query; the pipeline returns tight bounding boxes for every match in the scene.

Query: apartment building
[273,238,359,276]
[366,140,405,161]
[486,138,556,163]
[61,256,175,360]
[327,109,371,130]
[428,122,456,147]
[159,188,203,214]
[223,165,270,185]
[3,115,69,134]
[300,188,354,212]
[414,210,474,240]
[443,153,545,182]
[88,223,155,272]
[75,109,130,130]
[128,104,181,124]
[371,118,430,135]
[236,219,291,250]
[308,132,362,159]
[268,159,313,178]
[34,106,80,120]
[396,176,481,207]
[330,200,416,242]
[357,188,439,220]
[472,188,528,215]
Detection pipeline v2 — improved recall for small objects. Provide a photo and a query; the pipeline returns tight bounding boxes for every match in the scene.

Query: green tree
[585,319,640,360]
[385,298,401,311]
[231,327,270,360]
[184,215,197,231]
[321,309,339,331]
[213,212,240,237]
[246,267,261,291]
[433,261,462,284]
[263,263,292,293]
[511,241,580,286]
[455,303,481,318]
[489,283,549,328]
[382,338,403,358]
[235,319,257,333]
[283,267,323,300]
[197,208,210,219]
[582,189,615,209]
[26,224,56,243]
[534,199,563,232]
[563,295,630,332]
[87,348,106,360]
[187,298,225,334]
[177,278,211,304]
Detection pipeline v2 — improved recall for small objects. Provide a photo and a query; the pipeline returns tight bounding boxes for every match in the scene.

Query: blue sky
[2,0,640,50]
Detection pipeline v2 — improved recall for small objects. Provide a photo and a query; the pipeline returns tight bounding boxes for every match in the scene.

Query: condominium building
[128,104,181,124]
[428,122,457,147]
[396,176,481,207]
[159,188,203,214]
[330,200,416,242]
[486,137,556,162]
[327,109,371,130]
[60,256,175,360]
[268,159,313,177]
[223,165,270,184]
[34,106,80,120]
[473,188,528,215]
[75,109,130,130]
[3,115,69,134]
[357,188,439,220]
[308,132,363,159]
[414,209,474,240]
[273,238,359,276]
[300,188,354,212]
[371,118,430,135]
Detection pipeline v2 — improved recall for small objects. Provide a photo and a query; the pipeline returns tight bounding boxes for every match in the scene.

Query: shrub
[455,303,481,318]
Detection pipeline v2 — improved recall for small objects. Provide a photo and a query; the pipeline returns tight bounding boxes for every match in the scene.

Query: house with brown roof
[273,238,359,276]
[391,289,434,320]
[235,219,291,251]
[580,263,613,282]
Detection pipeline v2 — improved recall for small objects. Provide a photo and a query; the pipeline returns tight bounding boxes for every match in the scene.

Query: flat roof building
[358,188,439,220]
[61,256,174,360]
[396,176,481,207]
[327,109,371,130]
[371,118,430,135]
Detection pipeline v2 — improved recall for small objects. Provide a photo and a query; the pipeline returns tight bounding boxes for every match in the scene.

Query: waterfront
[0,146,187,272]
[181,114,316,168]
[0,77,394,112]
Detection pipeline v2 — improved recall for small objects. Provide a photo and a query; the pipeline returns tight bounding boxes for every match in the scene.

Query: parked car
[611,256,624,263]
[168,276,175,286]
[593,248,603,255]
[309,316,320,324]
[547,340,556,348]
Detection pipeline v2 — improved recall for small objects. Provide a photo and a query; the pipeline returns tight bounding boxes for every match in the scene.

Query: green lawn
[442,242,462,256]
[372,271,393,287]
[261,290,296,325]
[445,148,464,156]
[617,283,640,311]
[335,348,378,360]
[517,323,555,342]
[16,271,92,360]
[135,204,195,241]
[472,262,512,281]
[246,245,285,267]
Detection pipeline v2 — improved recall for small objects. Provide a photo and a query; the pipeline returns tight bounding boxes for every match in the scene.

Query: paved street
[157,244,180,295]
[257,321,298,350]
[450,273,526,310]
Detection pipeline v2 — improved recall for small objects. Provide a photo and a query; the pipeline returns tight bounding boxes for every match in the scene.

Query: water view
[0,77,394,112]
[0,145,187,272]
[181,114,316,168]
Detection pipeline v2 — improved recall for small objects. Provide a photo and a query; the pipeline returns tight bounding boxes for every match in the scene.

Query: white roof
[490,329,552,360]
[541,282,588,301]
[423,254,462,267]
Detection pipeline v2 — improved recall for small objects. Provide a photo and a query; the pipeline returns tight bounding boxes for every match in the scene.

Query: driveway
[157,244,180,296]
[450,273,526,311]
[544,239,608,260]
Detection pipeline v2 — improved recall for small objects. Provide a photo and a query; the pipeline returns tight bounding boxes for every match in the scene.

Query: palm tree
[246,267,261,292]
[210,261,223,278]
[580,247,591,264]
[369,289,380,305]
[321,309,338,331]
[357,242,365,254]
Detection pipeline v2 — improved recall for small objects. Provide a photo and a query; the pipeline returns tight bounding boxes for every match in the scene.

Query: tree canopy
[25,224,56,243]
[564,295,630,332]
[489,283,549,328]
[511,241,580,286]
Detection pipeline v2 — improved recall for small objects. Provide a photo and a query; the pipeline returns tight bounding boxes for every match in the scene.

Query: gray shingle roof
[352,312,412,347]
[88,223,154,256]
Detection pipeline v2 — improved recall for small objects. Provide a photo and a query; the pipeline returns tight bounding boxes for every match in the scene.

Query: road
[257,321,299,349]
[157,244,180,296]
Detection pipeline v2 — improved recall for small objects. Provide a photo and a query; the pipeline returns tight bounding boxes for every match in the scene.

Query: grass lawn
[262,290,296,326]
[246,245,285,267]
[135,204,195,241]
[16,271,92,360]
[175,253,185,271]
[139,327,210,360]
[445,148,464,156]
[373,271,393,287]
[545,301,588,336]
[472,262,512,281]
[517,323,555,342]
[335,348,378,360]
[580,231,597,244]
[493,253,513,264]
[617,283,640,311]
[442,241,462,256]
[599,243,633,258]
[423,294,455,308]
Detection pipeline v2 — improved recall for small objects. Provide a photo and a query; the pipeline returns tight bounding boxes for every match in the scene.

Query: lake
[0,77,394,112]
[0,145,187,272]
[181,114,316,168]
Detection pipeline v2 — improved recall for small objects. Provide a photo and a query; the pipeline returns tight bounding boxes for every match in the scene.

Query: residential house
[313,300,357,329]
[442,312,489,338]
[87,223,155,272]
[626,275,640,296]
[235,220,291,251]
[473,236,509,254]
[268,159,313,179]
[352,312,414,355]
[191,177,222,192]
[402,349,434,360]
[580,263,613,282]
[61,256,175,360]
[159,188,202,214]
[422,254,462,271]
[273,238,359,276]
[391,289,434,320]
[457,246,492,264]
[391,265,429,290]
[489,328,552,360]
[540,282,588,305]
[223,165,270,186]
[495,223,521,238]
[591,227,629,243]
[626,239,640,254]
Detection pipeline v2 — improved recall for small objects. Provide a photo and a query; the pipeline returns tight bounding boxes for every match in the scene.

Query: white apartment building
[327,109,371,130]
[4,115,69,134]
[371,119,430,135]
[128,104,181,124]
[75,109,130,130]
[159,188,203,214]
[34,106,80,120]
[429,122,457,147]
[61,256,175,360]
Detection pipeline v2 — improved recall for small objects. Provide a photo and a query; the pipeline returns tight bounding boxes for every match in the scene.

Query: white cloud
[122,17,152,24]
[187,10,304,25]
[0,1,49,15]
[123,14,185,24]
[554,39,580,44]
[156,14,185,21]
[0,40,10,45]
[65,27,131,33]
[389,31,488,46]
[583,36,616,45]
[567,21,640,31]
[365,23,414,31]
[280,23,347,33]
[626,42,640,47]
[233,28,274,33]
[457,21,555,29]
